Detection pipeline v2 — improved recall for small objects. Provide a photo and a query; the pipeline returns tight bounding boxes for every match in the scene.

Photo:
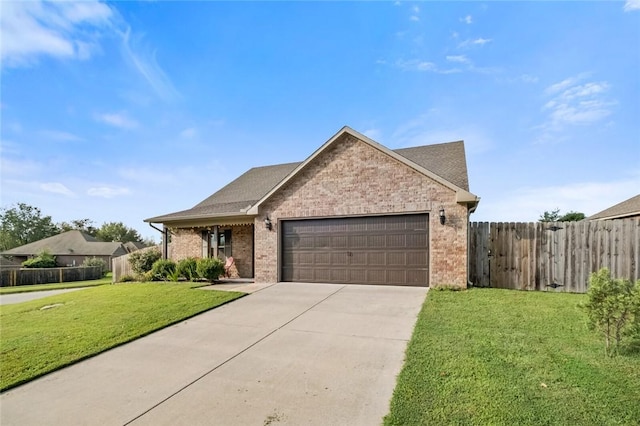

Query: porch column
[213,226,219,259]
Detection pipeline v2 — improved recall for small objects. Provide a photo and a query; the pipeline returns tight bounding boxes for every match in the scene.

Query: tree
[539,208,561,222]
[96,222,142,243]
[559,211,586,222]
[58,218,98,236]
[0,203,60,251]
[584,268,640,356]
[539,208,585,222]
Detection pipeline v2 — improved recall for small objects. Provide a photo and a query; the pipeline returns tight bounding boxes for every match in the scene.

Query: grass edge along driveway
[384,288,640,425]
[0,283,244,392]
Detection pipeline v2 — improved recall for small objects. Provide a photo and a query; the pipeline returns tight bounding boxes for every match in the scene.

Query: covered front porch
[166,220,255,279]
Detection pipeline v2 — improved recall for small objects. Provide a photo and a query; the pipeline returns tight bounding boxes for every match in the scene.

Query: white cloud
[95,112,138,129]
[120,26,180,101]
[446,55,470,64]
[461,15,473,24]
[40,182,75,197]
[458,37,492,48]
[473,176,640,222]
[0,0,114,68]
[537,75,616,140]
[87,186,131,198]
[410,15,420,22]
[624,0,640,11]
[544,74,587,95]
[395,59,461,74]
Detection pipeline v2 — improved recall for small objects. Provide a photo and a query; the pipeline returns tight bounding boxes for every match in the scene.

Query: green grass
[0,275,112,294]
[0,283,244,391]
[384,288,640,426]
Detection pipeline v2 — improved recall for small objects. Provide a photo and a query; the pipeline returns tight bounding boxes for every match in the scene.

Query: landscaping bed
[0,283,244,391]
[384,288,640,425]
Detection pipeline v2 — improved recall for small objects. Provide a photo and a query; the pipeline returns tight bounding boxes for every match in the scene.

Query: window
[208,229,232,258]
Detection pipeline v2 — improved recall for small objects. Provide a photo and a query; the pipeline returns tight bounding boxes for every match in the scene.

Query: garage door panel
[313,252,331,265]
[281,214,429,286]
[331,236,348,248]
[331,269,348,282]
[406,252,427,266]
[331,252,349,265]
[406,234,427,246]
[406,270,428,285]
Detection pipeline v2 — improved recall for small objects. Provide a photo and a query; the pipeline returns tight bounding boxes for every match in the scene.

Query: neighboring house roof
[588,194,640,220]
[146,126,479,224]
[0,230,128,257]
[123,241,146,253]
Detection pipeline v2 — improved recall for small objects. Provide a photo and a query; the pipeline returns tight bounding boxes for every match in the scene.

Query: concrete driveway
[0,282,428,426]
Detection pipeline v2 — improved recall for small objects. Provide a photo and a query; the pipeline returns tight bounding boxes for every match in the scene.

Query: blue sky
[1,0,639,241]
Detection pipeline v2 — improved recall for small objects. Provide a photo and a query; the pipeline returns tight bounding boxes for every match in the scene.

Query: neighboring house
[0,256,22,270]
[145,126,480,287]
[0,230,129,271]
[588,194,640,221]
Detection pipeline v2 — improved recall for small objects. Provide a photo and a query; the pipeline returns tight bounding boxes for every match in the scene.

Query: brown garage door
[281,214,429,286]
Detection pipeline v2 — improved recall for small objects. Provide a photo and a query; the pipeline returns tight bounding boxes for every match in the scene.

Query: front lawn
[0,283,244,391]
[385,288,640,425]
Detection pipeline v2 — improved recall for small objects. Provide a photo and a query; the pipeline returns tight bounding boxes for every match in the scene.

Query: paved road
[0,282,428,426]
[0,288,88,305]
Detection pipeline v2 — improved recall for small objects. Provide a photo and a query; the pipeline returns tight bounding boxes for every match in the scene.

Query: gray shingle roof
[0,230,127,257]
[588,194,640,220]
[395,141,469,191]
[145,137,471,223]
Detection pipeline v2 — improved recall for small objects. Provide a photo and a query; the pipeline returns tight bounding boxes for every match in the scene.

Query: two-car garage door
[281,214,429,286]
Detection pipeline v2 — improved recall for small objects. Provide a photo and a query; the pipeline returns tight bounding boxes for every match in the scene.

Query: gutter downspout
[148,223,169,260]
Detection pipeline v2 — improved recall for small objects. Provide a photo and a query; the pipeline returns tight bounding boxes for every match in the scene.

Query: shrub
[584,268,640,356]
[119,274,135,282]
[22,250,57,268]
[176,257,198,281]
[128,249,162,274]
[151,259,177,281]
[196,257,224,282]
[83,257,107,276]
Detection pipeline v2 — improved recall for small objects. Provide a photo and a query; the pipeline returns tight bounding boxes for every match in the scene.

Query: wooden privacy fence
[0,266,103,287]
[111,245,161,282]
[469,219,640,293]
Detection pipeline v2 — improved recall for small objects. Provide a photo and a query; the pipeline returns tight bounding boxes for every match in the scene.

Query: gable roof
[588,194,640,220]
[0,230,128,257]
[145,126,479,224]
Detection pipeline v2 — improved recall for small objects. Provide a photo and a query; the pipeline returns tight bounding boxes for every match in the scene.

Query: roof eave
[145,211,254,224]
[589,211,640,221]
[146,213,257,228]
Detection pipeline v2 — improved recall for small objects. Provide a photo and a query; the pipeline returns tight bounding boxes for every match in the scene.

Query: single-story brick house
[145,126,480,287]
[0,230,129,271]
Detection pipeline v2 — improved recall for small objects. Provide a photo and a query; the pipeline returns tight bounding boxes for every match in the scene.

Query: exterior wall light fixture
[264,217,272,231]
[439,208,446,225]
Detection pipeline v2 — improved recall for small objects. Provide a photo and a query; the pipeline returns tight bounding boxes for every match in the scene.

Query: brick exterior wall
[254,134,469,288]
[231,225,253,278]
[168,228,203,261]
